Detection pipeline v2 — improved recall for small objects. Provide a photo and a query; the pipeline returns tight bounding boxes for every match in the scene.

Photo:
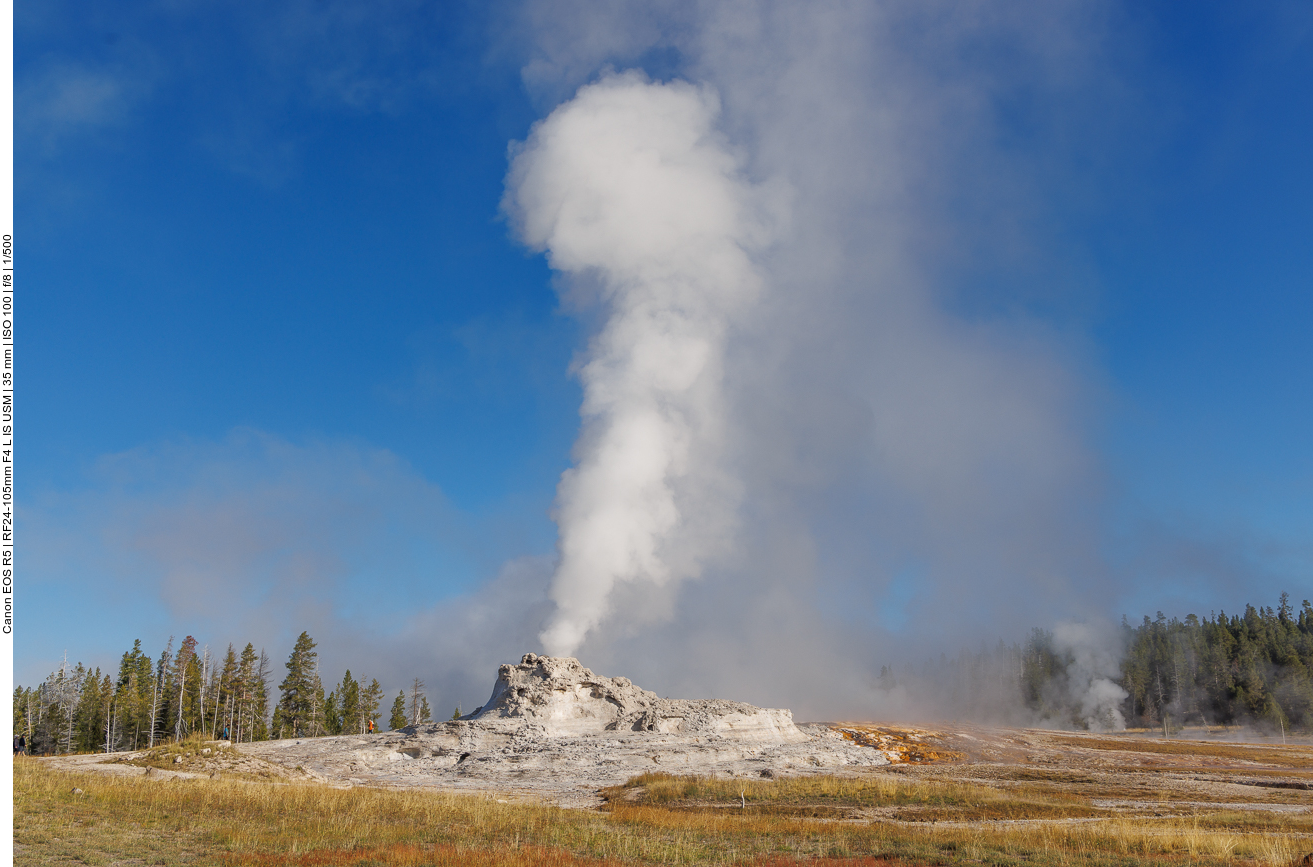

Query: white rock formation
[240,654,887,806]
[469,654,809,743]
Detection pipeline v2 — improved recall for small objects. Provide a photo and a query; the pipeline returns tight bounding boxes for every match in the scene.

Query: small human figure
[222,725,229,740]
[13,734,25,756]
[368,719,375,733]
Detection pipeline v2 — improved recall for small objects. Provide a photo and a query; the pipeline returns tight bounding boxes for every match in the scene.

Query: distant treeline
[1115,594,1313,732]
[14,631,434,756]
[22,595,1312,754]
[889,593,1313,734]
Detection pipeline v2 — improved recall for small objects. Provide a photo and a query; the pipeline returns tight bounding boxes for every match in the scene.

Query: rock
[71,788,83,796]
[468,654,808,743]
[237,654,889,806]
[201,748,211,756]
[174,755,184,764]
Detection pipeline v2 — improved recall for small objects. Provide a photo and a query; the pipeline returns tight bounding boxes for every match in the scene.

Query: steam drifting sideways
[504,72,771,656]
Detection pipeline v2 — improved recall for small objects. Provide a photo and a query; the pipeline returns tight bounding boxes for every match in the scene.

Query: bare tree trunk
[104,694,115,754]
[410,679,425,726]
[198,647,208,740]
[148,674,159,749]
[257,650,273,740]
[311,659,319,737]
[59,655,75,756]
[1154,670,1168,736]
[24,691,35,740]
[175,665,187,742]
[196,651,204,740]
[63,704,74,755]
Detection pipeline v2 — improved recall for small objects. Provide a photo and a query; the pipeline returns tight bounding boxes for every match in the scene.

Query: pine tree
[216,645,238,741]
[253,649,272,741]
[361,678,383,733]
[151,638,173,748]
[170,636,200,740]
[99,672,118,753]
[15,686,39,743]
[270,703,285,739]
[44,656,82,755]
[323,691,342,735]
[12,686,27,737]
[31,687,57,755]
[235,643,260,742]
[306,658,326,737]
[338,670,360,734]
[74,666,105,753]
[115,639,156,750]
[419,696,432,724]
[389,691,407,730]
[32,684,60,755]
[197,644,213,738]
[276,632,319,738]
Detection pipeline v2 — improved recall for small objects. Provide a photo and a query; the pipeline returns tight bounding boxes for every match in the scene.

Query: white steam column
[505,72,768,657]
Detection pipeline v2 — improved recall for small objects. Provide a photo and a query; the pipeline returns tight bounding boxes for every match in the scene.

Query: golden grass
[226,849,941,867]
[15,758,1312,867]
[1049,736,1313,767]
[222,843,629,867]
[602,801,1307,864]
[609,771,990,806]
[606,772,1108,822]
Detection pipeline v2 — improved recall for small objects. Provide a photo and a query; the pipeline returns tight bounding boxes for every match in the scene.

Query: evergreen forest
[1118,594,1312,731]
[17,594,1313,756]
[889,593,1313,734]
[14,630,432,756]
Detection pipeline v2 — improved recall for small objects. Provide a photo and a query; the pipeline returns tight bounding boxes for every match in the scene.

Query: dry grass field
[15,725,1313,867]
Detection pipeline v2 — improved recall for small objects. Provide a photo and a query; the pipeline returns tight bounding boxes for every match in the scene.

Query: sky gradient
[18,1,1312,717]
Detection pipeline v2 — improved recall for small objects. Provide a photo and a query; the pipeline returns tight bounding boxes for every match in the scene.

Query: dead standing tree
[409,678,426,726]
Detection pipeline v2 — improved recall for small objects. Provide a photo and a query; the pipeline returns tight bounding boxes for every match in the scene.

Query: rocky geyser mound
[468,653,808,742]
[241,654,887,804]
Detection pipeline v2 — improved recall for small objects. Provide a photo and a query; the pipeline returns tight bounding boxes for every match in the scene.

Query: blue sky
[17,1,1312,712]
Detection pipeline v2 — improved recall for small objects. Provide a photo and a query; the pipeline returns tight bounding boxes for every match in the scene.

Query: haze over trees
[1014,595,1313,733]
[886,594,1313,734]
[1116,594,1313,732]
[17,595,1312,755]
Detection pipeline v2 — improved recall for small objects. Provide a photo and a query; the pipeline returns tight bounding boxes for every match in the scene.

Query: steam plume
[504,72,768,656]
[1051,623,1129,731]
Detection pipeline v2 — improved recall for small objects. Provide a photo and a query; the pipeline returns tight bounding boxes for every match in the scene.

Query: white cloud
[18,63,144,149]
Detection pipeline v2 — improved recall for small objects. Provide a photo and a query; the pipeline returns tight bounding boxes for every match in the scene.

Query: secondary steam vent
[467,654,808,743]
